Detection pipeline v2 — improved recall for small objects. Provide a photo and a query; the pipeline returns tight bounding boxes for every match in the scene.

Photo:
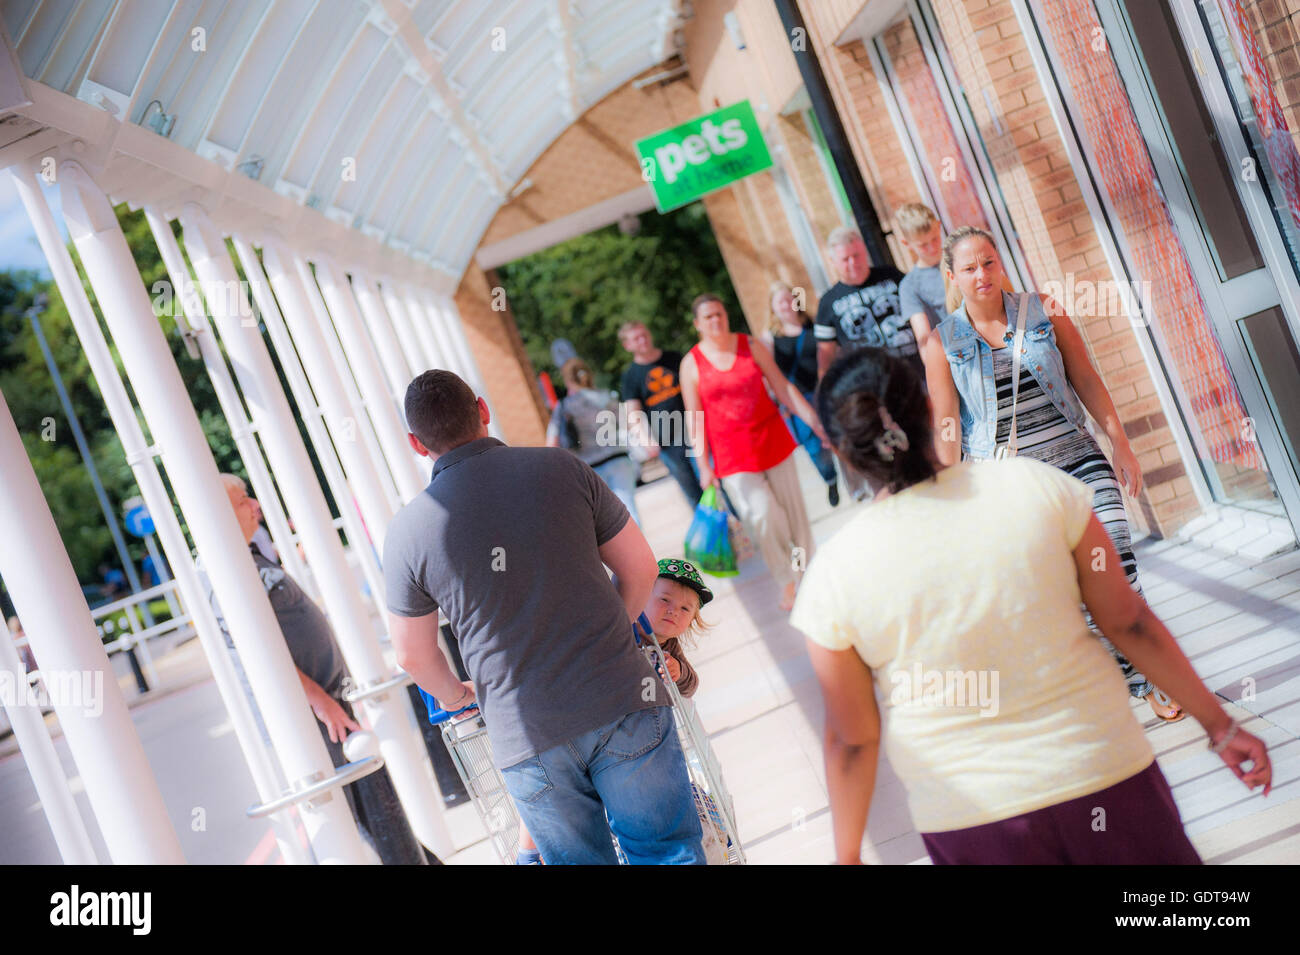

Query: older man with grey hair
[199,473,437,865]
[813,226,914,502]
[814,225,917,378]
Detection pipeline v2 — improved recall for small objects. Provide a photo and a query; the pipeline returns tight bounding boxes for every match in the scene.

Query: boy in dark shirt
[618,321,702,507]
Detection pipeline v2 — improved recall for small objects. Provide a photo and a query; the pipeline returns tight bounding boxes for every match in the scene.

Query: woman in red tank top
[680,294,827,611]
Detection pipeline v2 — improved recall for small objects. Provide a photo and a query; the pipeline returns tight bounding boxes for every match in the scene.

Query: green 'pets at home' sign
[635,100,774,213]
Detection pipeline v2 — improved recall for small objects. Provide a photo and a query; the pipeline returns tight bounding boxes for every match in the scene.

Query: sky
[0,173,64,276]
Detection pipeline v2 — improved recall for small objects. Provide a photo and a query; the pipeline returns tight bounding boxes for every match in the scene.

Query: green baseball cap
[657,557,714,606]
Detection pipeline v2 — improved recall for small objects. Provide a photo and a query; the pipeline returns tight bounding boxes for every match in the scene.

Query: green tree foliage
[496,201,742,392]
[0,205,240,585]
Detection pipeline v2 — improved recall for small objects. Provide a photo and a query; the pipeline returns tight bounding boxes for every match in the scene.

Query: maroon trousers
[921,761,1203,865]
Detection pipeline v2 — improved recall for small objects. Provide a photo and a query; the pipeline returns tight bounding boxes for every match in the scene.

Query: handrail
[342,671,412,704]
[245,756,384,818]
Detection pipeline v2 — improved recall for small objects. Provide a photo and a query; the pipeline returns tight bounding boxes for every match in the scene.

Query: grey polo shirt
[384,437,663,768]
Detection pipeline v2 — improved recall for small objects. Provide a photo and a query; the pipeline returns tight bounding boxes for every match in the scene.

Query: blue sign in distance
[124,506,154,538]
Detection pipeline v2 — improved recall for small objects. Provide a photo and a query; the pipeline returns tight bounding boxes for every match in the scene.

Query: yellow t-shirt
[791,458,1153,833]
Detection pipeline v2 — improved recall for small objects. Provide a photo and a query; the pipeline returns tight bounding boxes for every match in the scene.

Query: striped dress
[991,346,1153,699]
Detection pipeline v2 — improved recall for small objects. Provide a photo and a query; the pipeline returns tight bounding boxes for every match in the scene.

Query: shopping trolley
[634,613,746,865]
[418,688,520,865]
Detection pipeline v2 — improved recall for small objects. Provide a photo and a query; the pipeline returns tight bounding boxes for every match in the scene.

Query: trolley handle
[426,702,478,725]
[633,612,653,647]
[416,684,479,725]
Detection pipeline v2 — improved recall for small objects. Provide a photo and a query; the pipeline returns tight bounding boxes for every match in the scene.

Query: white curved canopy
[3,0,682,278]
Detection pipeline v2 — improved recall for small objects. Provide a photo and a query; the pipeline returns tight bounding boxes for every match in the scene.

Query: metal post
[294,255,403,515]
[0,621,98,864]
[261,240,397,554]
[417,291,503,440]
[409,288,467,382]
[396,284,451,372]
[0,387,185,864]
[425,292,489,396]
[144,209,318,600]
[351,272,415,402]
[10,166,310,866]
[144,533,182,619]
[378,280,438,375]
[181,207,453,857]
[313,258,424,502]
[57,161,369,864]
[772,0,892,265]
[232,238,388,619]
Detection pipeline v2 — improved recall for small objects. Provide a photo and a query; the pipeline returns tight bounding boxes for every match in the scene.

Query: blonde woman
[769,281,840,507]
[923,226,1181,723]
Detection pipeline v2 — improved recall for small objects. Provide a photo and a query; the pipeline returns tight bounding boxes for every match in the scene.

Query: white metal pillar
[182,207,453,857]
[421,290,503,441]
[232,237,388,618]
[58,162,369,864]
[314,258,424,502]
[10,167,308,865]
[144,210,316,600]
[0,388,184,864]
[428,292,487,392]
[261,240,397,554]
[397,284,451,372]
[378,279,437,375]
[351,272,414,404]
[294,255,403,514]
[0,624,97,864]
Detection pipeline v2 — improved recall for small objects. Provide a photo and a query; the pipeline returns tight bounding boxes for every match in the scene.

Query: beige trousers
[721,454,814,591]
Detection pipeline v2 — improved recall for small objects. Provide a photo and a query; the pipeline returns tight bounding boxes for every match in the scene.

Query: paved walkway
[445,453,1300,864]
[7,454,1298,864]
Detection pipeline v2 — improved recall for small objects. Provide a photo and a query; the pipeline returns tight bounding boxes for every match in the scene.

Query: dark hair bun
[817,348,935,494]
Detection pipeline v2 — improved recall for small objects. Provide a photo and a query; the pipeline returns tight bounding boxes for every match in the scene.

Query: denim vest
[936,291,1090,458]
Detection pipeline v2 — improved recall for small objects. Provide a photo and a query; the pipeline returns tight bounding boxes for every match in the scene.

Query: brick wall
[803,15,927,269]
[926,0,1192,535]
[1245,0,1300,156]
[702,183,777,336]
[453,263,547,446]
[775,111,844,250]
[793,0,1211,535]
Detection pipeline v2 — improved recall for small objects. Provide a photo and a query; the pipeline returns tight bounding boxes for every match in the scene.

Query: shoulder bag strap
[1005,293,1030,455]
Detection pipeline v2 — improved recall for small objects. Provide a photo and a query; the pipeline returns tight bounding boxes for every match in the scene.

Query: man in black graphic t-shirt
[618,321,702,506]
[814,227,922,380]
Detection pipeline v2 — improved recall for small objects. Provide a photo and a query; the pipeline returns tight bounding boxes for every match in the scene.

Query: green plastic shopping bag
[683,485,738,577]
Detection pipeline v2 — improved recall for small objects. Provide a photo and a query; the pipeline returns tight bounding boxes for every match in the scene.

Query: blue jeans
[593,455,641,527]
[500,707,705,865]
[658,443,703,507]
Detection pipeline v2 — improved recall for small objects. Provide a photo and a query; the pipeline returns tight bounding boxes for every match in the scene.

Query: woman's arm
[678,351,715,488]
[923,333,962,466]
[1073,515,1271,793]
[751,336,828,442]
[806,639,882,864]
[908,313,932,351]
[1044,295,1143,495]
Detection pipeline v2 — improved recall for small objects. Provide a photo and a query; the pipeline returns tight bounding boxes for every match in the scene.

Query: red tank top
[692,334,796,478]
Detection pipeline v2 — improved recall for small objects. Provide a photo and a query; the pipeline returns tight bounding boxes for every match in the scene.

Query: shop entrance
[1026,0,1300,542]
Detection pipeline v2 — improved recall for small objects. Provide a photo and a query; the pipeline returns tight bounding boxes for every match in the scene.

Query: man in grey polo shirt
[385,370,704,865]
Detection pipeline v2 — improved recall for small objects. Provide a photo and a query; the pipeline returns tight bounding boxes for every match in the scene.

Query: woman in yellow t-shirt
[791,347,1271,865]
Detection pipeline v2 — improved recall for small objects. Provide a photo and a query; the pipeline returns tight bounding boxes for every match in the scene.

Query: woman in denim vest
[921,226,1182,723]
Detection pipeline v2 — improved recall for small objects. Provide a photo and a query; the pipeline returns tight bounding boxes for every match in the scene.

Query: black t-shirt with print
[813,266,923,375]
[620,349,688,448]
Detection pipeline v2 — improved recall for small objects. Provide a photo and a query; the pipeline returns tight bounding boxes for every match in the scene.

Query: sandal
[1145,688,1185,723]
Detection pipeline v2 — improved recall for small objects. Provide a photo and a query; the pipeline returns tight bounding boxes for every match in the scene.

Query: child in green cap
[642,558,714,698]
